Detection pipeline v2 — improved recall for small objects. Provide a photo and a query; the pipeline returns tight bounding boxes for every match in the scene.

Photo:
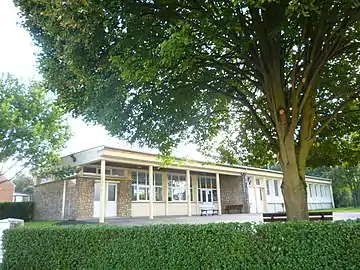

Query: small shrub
[0,202,34,221]
[2,221,360,270]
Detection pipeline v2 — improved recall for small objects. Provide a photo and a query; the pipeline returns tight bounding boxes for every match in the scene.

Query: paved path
[81,212,360,226]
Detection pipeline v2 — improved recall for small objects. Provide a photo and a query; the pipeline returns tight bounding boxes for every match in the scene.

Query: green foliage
[0,74,71,177]
[0,202,34,221]
[14,0,360,217]
[13,174,34,194]
[3,222,360,270]
[13,0,360,161]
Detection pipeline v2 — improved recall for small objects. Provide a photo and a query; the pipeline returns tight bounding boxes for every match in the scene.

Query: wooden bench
[224,204,243,214]
[263,212,333,222]
[199,204,219,216]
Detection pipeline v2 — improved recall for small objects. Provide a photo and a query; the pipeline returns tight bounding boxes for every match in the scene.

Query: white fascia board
[61,146,105,166]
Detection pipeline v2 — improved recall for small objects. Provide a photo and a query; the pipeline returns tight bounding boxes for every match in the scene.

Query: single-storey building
[33,146,334,222]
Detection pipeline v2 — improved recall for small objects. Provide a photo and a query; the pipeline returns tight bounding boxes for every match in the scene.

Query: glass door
[199,189,213,204]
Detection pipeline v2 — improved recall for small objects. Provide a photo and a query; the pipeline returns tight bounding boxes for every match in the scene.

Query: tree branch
[312,91,360,139]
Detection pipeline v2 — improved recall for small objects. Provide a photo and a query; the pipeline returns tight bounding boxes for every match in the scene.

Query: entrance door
[106,183,117,217]
[93,183,117,218]
[199,189,214,204]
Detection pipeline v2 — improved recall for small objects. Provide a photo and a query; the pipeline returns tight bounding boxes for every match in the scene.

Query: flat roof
[61,145,331,182]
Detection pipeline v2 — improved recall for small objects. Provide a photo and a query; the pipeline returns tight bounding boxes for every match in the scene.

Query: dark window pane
[206,178,211,189]
[168,188,172,202]
[212,178,216,189]
[155,187,163,201]
[132,185,137,201]
[112,169,125,177]
[132,172,137,185]
[207,190,212,202]
[200,177,206,188]
[201,190,206,202]
[213,190,217,202]
[155,173,162,186]
[84,167,96,174]
[108,184,116,201]
[138,172,146,185]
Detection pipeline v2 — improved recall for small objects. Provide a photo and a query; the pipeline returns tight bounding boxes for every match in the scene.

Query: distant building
[0,176,14,202]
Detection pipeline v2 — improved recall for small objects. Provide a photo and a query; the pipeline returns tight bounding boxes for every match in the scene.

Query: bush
[0,202,34,221]
[2,221,360,270]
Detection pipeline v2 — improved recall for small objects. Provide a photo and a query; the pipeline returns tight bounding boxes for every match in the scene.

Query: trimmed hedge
[0,202,34,221]
[3,221,360,270]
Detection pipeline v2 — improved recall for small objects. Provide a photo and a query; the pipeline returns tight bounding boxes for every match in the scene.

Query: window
[256,178,261,186]
[314,185,318,197]
[274,180,279,196]
[83,166,126,177]
[83,167,97,174]
[112,168,126,177]
[132,171,163,201]
[309,184,312,197]
[108,184,116,201]
[198,176,217,202]
[94,183,100,201]
[168,174,187,201]
[266,180,270,195]
[320,185,325,197]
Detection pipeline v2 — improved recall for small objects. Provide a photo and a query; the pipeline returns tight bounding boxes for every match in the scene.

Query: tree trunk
[281,164,309,220]
[278,136,309,220]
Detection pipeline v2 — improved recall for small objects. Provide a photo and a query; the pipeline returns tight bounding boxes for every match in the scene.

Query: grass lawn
[313,207,360,213]
[25,220,59,228]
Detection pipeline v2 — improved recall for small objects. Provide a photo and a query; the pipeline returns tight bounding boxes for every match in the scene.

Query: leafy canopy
[14,0,360,163]
[0,74,70,179]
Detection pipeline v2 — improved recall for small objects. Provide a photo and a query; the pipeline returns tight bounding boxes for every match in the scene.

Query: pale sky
[0,0,205,177]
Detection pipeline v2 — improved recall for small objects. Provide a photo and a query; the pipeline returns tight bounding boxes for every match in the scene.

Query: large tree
[0,74,70,181]
[15,0,360,220]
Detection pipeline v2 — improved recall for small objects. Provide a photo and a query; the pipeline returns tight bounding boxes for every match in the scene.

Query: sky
[0,0,205,177]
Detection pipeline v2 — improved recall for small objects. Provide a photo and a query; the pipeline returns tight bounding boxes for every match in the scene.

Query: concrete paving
[74,212,360,226]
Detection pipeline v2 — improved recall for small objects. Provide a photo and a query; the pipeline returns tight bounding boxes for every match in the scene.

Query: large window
[198,176,217,203]
[132,171,163,202]
[168,174,188,201]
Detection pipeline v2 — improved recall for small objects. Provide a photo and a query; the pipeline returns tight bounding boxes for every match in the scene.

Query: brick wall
[33,181,64,220]
[76,178,94,219]
[117,180,131,218]
[220,175,249,213]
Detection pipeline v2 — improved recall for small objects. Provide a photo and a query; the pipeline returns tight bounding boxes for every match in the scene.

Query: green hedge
[3,221,360,270]
[0,202,34,221]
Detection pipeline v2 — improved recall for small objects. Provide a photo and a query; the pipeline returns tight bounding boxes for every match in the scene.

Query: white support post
[186,169,191,216]
[99,159,106,223]
[149,166,154,219]
[61,180,67,220]
[216,173,222,215]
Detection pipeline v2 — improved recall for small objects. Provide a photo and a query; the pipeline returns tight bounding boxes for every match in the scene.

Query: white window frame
[83,165,127,178]
[167,173,192,202]
[197,176,217,203]
[131,170,163,202]
[266,179,270,195]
